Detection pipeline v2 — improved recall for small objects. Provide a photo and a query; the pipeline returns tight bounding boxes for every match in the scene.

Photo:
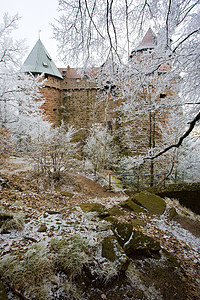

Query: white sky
[1,0,65,67]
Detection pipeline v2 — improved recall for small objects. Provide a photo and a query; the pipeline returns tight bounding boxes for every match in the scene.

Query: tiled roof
[136,28,157,51]
[59,67,82,79]
[59,67,100,79]
[21,39,63,79]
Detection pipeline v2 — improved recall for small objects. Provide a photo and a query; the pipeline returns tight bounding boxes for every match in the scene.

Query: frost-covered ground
[0,165,200,299]
[1,192,200,294]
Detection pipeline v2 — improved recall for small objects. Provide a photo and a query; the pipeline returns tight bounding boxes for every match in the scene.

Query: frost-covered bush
[94,258,118,283]
[64,281,84,300]
[30,122,77,183]
[0,243,55,299]
[176,137,200,182]
[117,155,144,188]
[83,123,117,176]
[1,211,24,231]
[0,128,15,164]
[51,235,90,279]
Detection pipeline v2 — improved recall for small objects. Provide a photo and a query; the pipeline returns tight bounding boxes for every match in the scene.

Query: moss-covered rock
[131,218,146,228]
[162,249,179,268]
[133,251,188,300]
[120,199,146,213]
[107,206,124,216]
[123,230,161,258]
[111,220,133,248]
[102,236,130,272]
[80,203,109,218]
[110,220,161,258]
[168,207,178,220]
[103,216,117,224]
[60,191,74,198]
[131,191,166,215]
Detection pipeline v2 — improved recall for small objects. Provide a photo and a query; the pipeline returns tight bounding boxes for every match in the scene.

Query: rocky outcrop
[120,198,146,213]
[80,203,109,218]
[0,181,198,300]
[102,236,130,272]
[123,191,166,215]
[108,219,161,258]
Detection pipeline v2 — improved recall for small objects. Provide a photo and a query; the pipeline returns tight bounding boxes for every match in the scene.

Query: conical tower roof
[21,39,63,79]
[136,28,157,51]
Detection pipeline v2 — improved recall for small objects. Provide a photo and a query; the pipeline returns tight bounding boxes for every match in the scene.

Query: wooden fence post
[109,173,111,189]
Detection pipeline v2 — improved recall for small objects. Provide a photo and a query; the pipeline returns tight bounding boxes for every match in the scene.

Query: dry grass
[51,235,90,279]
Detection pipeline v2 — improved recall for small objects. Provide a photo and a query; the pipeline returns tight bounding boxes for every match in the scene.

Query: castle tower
[21,38,63,124]
[130,27,157,58]
[136,27,157,51]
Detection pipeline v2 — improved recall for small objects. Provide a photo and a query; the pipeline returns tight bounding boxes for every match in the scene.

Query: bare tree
[83,123,117,176]
[0,13,49,149]
[53,0,200,182]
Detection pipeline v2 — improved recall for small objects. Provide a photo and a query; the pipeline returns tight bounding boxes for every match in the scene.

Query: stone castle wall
[40,75,63,124]
[39,66,175,151]
[44,68,120,133]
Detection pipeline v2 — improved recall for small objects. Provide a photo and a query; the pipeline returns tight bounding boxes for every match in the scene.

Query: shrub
[0,243,55,299]
[1,211,24,231]
[0,127,15,164]
[51,235,90,279]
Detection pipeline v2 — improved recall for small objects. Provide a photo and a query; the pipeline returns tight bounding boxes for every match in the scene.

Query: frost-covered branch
[0,13,50,150]
[150,110,200,159]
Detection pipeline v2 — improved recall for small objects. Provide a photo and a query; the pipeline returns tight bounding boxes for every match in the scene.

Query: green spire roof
[21,39,63,79]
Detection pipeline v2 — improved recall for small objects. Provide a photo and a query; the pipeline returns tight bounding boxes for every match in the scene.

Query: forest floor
[0,156,200,299]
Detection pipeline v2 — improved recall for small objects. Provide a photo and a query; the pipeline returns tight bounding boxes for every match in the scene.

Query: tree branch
[172,29,199,53]
[84,0,105,39]
[166,0,172,49]
[150,110,200,159]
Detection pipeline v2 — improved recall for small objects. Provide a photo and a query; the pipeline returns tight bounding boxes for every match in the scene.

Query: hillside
[0,158,200,299]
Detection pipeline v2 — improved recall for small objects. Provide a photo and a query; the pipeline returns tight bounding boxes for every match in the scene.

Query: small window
[43,62,48,68]
[83,71,87,78]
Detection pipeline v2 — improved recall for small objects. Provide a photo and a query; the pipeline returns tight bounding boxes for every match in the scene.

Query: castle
[21,28,176,168]
[21,29,164,133]
[21,38,106,131]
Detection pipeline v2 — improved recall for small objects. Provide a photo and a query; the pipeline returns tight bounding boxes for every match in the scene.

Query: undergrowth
[51,234,90,279]
[0,243,55,299]
[1,211,24,231]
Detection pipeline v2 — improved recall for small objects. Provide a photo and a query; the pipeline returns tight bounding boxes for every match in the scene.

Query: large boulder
[102,236,130,272]
[111,220,133,247]
[130,191,166,215]
[120,199,146,213]
[123,230,161,258]
[80,203,109,218]
[110,220,161,258]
